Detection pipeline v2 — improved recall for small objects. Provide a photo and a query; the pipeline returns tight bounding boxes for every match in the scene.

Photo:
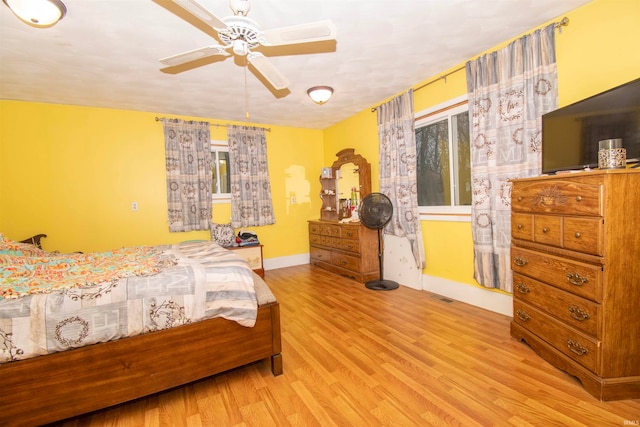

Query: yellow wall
[0,102,323,256]
[555,0,640,106]
[323,0,640,289]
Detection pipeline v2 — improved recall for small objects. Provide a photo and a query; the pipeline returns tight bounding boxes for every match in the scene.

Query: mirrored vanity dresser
[309,149,379,283]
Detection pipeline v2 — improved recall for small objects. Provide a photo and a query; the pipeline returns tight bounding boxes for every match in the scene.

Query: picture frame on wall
[321,167,333,179]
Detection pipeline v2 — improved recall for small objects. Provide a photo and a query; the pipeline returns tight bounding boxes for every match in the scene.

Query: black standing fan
[359,193,399,291]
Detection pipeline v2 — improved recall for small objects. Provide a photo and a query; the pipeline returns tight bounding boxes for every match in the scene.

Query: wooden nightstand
[227,244,264,278]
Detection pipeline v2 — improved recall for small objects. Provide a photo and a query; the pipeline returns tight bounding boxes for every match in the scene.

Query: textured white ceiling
[0,0,592,129]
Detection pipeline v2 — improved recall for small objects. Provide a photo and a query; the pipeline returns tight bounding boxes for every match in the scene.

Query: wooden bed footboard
[1,302,282,427]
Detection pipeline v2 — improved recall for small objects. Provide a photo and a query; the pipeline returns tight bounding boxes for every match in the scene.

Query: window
[211,140,230,202]
[415,95,471,220]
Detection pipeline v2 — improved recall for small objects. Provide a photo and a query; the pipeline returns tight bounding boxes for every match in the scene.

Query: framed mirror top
[331,148,371,200]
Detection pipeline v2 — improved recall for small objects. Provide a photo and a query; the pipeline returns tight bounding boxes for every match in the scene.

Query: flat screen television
[541,77,640,174]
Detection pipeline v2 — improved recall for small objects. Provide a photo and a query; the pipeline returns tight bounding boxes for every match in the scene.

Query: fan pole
[365,227,399,291]
[377,227,384,279]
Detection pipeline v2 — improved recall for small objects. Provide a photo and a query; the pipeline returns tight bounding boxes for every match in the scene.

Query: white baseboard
[421,274,513,317]
[264,253,309,271]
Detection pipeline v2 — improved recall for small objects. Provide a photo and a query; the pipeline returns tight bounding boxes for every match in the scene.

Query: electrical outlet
[290,196,296,204]
[131,202,138,211]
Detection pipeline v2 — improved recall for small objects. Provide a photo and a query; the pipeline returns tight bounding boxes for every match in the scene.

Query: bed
[0,234,282,427]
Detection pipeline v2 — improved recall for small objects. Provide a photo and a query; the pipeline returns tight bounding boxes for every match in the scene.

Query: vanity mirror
[318,148,371,221]
[333,148,371,198]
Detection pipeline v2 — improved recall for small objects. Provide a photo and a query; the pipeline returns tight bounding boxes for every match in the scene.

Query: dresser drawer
[513,273,600,338]
[513,300,601,374]
[511,180,602,216]
[341,226,360,240]
[533,215,562,247]
[309,233,324,246]
[320,224,341,237]
[309,234,343,250]
[336,239,360,254]
[511,247,602,302]
[310,246,331,262]
[309,223,321,234]
[325,237,342,250]
[563,217,603,256]
[331,252,361,271]
[512,213,533,241]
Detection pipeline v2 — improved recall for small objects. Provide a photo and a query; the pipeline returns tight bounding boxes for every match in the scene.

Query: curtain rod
[155,117,271,132]
[554,16,569,31]
[370,66,464,112]
[371,16,569,113]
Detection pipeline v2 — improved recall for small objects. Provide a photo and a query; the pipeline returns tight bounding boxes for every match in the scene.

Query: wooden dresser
[509,169,640,401]
[309,220,379,283]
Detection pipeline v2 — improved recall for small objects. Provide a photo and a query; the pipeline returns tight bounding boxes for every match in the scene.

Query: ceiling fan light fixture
[3,0,66,27]
[307,86,333,105]
[232,39,248,56]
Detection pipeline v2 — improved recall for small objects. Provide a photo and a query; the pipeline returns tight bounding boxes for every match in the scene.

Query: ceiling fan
[153,0,337,92]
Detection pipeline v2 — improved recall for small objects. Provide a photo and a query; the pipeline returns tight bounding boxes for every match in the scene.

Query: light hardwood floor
[50,264,640,426]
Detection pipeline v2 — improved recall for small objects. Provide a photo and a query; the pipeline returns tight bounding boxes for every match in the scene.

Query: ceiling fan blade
[153,0,228,39]
[260,20,337,46]
[247,52,290,90]
[160,45,230,67]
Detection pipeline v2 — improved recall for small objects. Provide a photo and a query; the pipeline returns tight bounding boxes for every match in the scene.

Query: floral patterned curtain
[466,24,558,292]
[377,89,425,269]
[227,125,275,228]
[161,118,212,232]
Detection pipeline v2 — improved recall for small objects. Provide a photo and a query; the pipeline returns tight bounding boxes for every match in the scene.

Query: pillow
[210,222,235,247]
[0,236,49,256]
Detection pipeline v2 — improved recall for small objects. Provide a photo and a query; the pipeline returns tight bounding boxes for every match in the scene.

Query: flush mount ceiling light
[3,0,67,27]
[307,86,334,105]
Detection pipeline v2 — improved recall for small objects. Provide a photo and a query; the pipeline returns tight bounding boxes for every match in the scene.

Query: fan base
[365,279,399,291]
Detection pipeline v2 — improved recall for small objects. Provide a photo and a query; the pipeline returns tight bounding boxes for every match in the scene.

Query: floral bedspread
[0,237,173,300]
[0,237,257,364]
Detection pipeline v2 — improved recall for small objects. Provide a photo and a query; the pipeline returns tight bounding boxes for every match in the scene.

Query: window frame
[415,94,471,222]
[211,140,231,204]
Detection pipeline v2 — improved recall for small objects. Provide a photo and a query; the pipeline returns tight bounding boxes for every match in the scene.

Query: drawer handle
[517,196,523,202]
[576,196,583,202]
[346,232,354,237]
[513,257,528,267]
[574,232,581,238]
[515,310,530,321]
[346,244,354,250]
[566,272,588,286]
[515,283,530,294]
[341,260,348,266]
[542,227,549,233]
[568,305,590,321]
[517,224,523,230]
[567,339,589,356]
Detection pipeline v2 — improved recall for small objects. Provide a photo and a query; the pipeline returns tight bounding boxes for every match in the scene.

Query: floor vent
[430,294,454,304]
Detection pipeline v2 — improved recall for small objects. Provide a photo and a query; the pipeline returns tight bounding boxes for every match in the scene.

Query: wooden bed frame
[1,235,282,426]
